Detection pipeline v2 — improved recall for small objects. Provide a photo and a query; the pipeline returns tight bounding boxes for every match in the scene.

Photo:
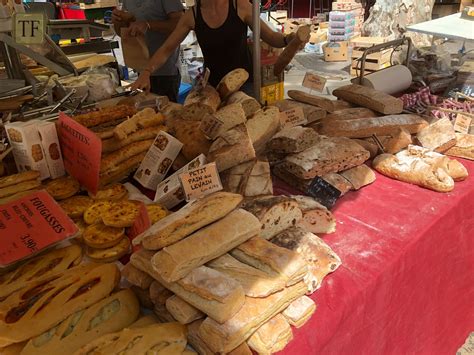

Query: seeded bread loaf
[226,91,261,118]
[290,195,336,234]
[217,68,249,99]
[246,107,281,153]
[182,85,221,120]
[266,126,320,153]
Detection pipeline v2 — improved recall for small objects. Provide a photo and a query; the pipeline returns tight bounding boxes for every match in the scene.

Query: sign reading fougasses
[13,13,46,45]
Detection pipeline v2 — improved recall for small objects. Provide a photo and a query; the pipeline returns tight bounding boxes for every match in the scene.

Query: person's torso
[123,0,181,76]
[193,0,252,86]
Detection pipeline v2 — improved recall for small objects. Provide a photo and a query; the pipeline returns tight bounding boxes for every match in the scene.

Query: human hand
[130,71,151,92]
[127,21,149,37]
[112,8,134,24]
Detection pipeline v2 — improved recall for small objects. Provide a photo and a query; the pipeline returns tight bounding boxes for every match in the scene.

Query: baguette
[73,322,187,355]
[131,250,245,324]
[135,192,243,250]
[198,281,307,353]
[291,195,336,234]
[102,126,166,153]
[282,295,316,328]
[207,254,287,298]
[325,107,378,120]
[230,237,308,287]
[113,108,165,140]
[0,170,39,189]
[332,84,404,114]
[165,295,204,324]
[98,151,146,187]
[122,263,153,289]
[288,90,349,113]
[100,139,153,173]
[0,179,41,199]
[226,91,261,118]
[445,133,474,160]
[241,195,302,240]
[217,68,249,99]
[0,188,41,205]
[319,114,429,138]
[0,245,82,301]
[152,209,261,282]
[271,227,341,293]
[21,289,139,355]
[247,314,293,354]
[0,263,120,347]
[73,105,136,128]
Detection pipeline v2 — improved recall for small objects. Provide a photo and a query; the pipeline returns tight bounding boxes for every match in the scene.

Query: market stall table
[274,159,474,354]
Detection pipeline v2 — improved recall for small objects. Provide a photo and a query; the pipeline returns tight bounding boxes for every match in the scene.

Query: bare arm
[131,9,195,91]
[237,0,287,48]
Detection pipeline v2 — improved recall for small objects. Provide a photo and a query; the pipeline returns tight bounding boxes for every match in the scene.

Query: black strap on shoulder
[233,0,238,16]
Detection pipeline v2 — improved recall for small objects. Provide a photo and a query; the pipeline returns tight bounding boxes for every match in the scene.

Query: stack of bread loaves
[129,191,341,353]
[0,170,42,204]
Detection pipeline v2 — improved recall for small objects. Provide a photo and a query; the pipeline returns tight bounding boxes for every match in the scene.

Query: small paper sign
[13,13,46,45]
[0,190,78,267]
[200,113,224,140]
[302,72,327,92]
[179,162,223,201]
[307,176,341,209]
[280,107,307,128]
[58,112,102,195]
[195,67,211,91]
[453,113,472,134]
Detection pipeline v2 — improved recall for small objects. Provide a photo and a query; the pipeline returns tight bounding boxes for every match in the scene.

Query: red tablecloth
[275,159,474,355]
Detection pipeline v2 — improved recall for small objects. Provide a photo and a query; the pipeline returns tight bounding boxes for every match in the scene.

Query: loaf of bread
[122,263,153,289]
[381,127,412,154]
[266,126,320,153]
[291,195,336,234]
[113,108,165,140]
[332,84,403,114]
[217,68,249,99]
[445,133,474,160]
[100,139,153,173]
[135,192,243,250]
[0,263,119,347]
[226,91,261,118]
[21,289,139,355]
[282,295,316,328]
[169,119,212,160]
[152,208,261,282]
[165,295,204,324]
[326,107,378,120]
[149,280,174,306]
[287,90,351,113]
[340,164,376,190]
[271,227,341,293]
[187,320,214,355]
[272,99,327,123]
[182,85,221,120]
[73,105,136,128]
[198,281,307,353]
[98,151,146,187]
[215,102,247,135]
[231,237,308,287]
[102,126,165,154]
[131,250,245,324]
[73,322,187,355]
[241,195,303,240]
[416,117,457,153]
[0,245,82,301]
[246,107,281,153]
[131,285,154,309]
[221,159,273,197]
[320,114,428,138]
[247,314,293,354]
[352,138,379,158]
[272,165,312,193]
[207,254,286,297]
[0,179,41,199]
[0,170,40,189]
[281,135,370,179]
[208,124,256,172]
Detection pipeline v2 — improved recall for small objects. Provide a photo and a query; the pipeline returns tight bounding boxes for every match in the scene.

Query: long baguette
[98,151,146,187]
[152,209,261,283]
[288,90,351,112]
[102,126,166,154]
[100,139,154,173]
[332,84,403,114]
[73,105,136,128]
[0,179,41,198]
[0,170,40,189]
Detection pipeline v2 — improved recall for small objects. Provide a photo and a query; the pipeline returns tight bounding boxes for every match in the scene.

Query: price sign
[453,113,473,134]
[302,72,327,92]
[200,113,224,140]
[58,112,102,195]
[13,13,45,45]
[307,176,341,209]
[280,107,307,128]
[0,191,78,267]
[179,162,223,201]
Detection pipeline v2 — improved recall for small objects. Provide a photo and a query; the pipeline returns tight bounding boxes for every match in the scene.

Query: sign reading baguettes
[302,72,327,92]
[179,162,223,201]
[0,190,78,267]
[13,13,45,45]
[58,112,102,195]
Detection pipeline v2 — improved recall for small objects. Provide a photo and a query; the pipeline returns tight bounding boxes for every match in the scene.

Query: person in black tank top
[193,0,252,87]
[131,0,304,97]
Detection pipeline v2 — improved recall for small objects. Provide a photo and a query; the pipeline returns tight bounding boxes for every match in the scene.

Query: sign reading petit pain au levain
[302,72,327,92]
[13,13,46,45]
[58,112,102,195]
[179,162,223,202]
[0,190,78,267]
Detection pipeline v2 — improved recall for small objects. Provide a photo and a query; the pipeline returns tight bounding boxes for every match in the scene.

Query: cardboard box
[5,121,50,180]
[323,41,349,62]
[154,154,206,209]
[134,131,183,190]
[36,121,65,179]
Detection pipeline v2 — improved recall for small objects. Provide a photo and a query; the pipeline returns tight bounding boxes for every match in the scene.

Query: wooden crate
[350,36,388,48]
[351,48,393,63]
[351,59,391,71]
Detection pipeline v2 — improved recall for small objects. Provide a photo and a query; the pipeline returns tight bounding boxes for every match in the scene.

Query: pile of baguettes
[72,103,167,187]
[0,245,193,354]
[127,191,341,354]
